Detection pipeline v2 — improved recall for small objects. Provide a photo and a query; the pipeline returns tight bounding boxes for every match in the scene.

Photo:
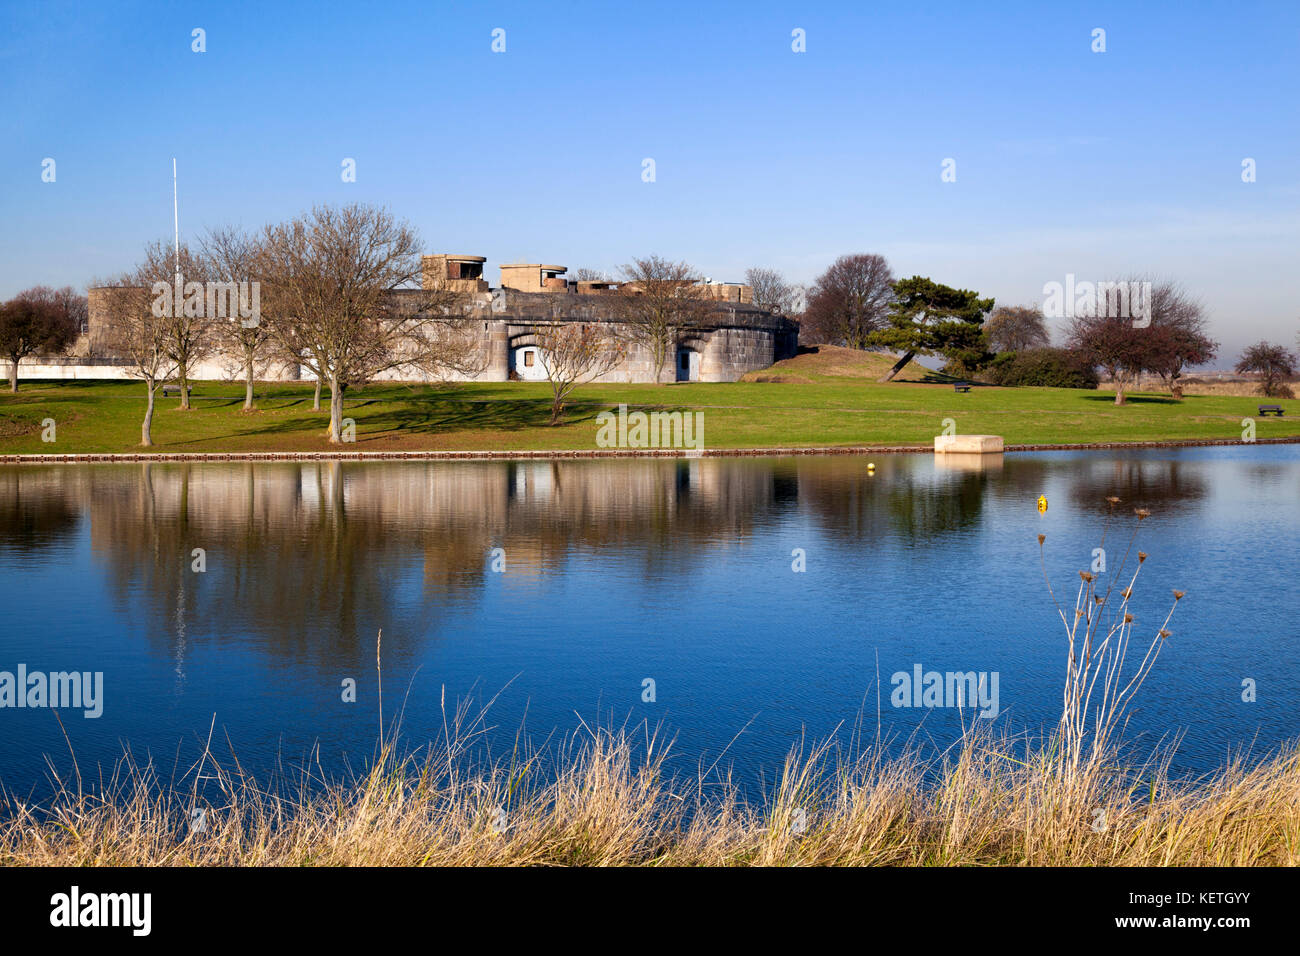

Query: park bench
[953,382,972,393]
[162,384,192,398]
[1258,405,1284,417]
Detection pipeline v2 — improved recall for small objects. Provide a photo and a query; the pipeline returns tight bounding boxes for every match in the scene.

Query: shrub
[983,348,1099,389]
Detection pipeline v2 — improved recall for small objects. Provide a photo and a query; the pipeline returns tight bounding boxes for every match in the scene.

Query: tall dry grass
[2,511,1298,866]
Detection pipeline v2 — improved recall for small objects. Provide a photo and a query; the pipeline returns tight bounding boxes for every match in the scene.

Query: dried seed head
[1124,613,1134,623]
[1172,590,1185,601]
[1079,570,1094,583]
[1135,508,1151,520]
[1106,496,1120,506]
[1075,609,1084,618]
[1121,587,1132,599]
[1138,551,1148,563]
[1037,534,1045,545]
[1094,595,1104,605]
[1159,629,1171,640]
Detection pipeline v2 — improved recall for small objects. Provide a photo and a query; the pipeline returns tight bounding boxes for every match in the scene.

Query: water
[0,447,1296,795]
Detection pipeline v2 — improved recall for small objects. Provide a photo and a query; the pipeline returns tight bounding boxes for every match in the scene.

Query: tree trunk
[328,376,343,443]
[244,353,255,410]
[879,350,916,382]
[178,367,191,410]
[1113,377,1127,405]
[8,359,17,393]
[313,376,322,411]
[142,384,156,446]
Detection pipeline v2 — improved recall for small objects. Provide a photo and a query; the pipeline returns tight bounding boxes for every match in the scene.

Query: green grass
[0,377,1296,454]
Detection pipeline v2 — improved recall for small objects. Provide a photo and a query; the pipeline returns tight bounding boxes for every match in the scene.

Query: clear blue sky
[2,0,1297,364]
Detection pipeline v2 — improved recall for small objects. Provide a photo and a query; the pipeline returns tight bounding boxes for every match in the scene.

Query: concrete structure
[499,263,569,293]
[421,255,489,293]
[697,281,753,304]
[934,434,1005,454]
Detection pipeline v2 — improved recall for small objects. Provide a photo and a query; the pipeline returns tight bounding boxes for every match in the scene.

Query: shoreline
[2,434,1297,463]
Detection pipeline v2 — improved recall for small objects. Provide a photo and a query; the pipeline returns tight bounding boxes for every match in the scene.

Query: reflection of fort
[0,453,1222,673]
[5,460,795,670]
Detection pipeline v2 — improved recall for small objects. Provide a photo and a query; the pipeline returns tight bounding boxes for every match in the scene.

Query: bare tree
[1066,312,1161,406]
[984,305,1050,353]
[199,226,271,411]
[136,239,212,410]
[802,254,894,348]
[257,203,481,443]
[0,287,81,391]
[744,267,795,314]
[617,256,708,382]
[1236,341,1296,398]
[1144,282,1216,398]
[95,278,178,446]
[571,268,612,282]
[534,322,627,425]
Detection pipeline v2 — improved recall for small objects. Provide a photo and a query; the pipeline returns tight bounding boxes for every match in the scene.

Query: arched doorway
[509,334,550,381]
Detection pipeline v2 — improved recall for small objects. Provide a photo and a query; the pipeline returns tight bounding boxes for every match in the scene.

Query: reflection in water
[0,454,1261,671]
[0,447,1296,790]
[0,469,82,552]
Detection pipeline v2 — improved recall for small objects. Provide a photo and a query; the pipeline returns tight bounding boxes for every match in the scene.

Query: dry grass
[3,514,1298,867]
[3,721,1295,867]
[1099,379,1292,398]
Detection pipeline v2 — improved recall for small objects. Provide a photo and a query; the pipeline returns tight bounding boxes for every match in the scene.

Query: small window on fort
[524,351,535,367]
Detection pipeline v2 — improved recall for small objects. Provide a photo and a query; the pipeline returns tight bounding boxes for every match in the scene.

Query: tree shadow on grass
[1080,393,1180,405]
[152,395,566,447]
[893,367,970,385]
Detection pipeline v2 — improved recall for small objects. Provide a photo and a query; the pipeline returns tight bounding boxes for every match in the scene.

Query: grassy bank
[1,377,1296,455]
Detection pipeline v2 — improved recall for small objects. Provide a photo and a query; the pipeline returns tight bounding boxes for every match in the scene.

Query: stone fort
[81,255,799,385]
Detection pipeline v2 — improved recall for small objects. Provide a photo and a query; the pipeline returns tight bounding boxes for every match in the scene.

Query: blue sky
[2,0,1297,363]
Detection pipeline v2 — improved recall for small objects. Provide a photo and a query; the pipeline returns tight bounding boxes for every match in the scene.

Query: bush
[983,348,1099,389]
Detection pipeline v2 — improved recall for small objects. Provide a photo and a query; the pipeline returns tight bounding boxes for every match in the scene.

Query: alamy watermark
[1042,274,1151,327]
[595,403,704,451]
[891,664,1000,718]
[151,275,260,328]
[0,665,103,718]
[50,886,150,936]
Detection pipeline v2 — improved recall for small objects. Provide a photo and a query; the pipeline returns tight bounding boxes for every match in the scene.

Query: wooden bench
[162,384,192,397]
[953,382,972,393]
[1258,405,1284,417]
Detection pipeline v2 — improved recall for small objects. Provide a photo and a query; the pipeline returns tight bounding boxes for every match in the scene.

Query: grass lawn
[1,373,1295,454]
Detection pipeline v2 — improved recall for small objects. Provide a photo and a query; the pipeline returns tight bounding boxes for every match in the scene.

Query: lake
[0,447,1296,795]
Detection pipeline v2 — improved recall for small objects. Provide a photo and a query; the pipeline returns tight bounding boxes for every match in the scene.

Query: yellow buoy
[1037,494,1048,513]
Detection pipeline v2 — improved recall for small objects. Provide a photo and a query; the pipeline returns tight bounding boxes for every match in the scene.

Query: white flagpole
[172,158,181,315]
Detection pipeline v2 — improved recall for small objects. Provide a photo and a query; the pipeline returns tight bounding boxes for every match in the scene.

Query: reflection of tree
[0,467,83,552]
[793,458,990,541]
[80,461,468,674]
[1064,456,1208,514]
[885,470,989,540]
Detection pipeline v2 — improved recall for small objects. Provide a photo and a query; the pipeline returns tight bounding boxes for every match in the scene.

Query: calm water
[0,448,1297,794]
